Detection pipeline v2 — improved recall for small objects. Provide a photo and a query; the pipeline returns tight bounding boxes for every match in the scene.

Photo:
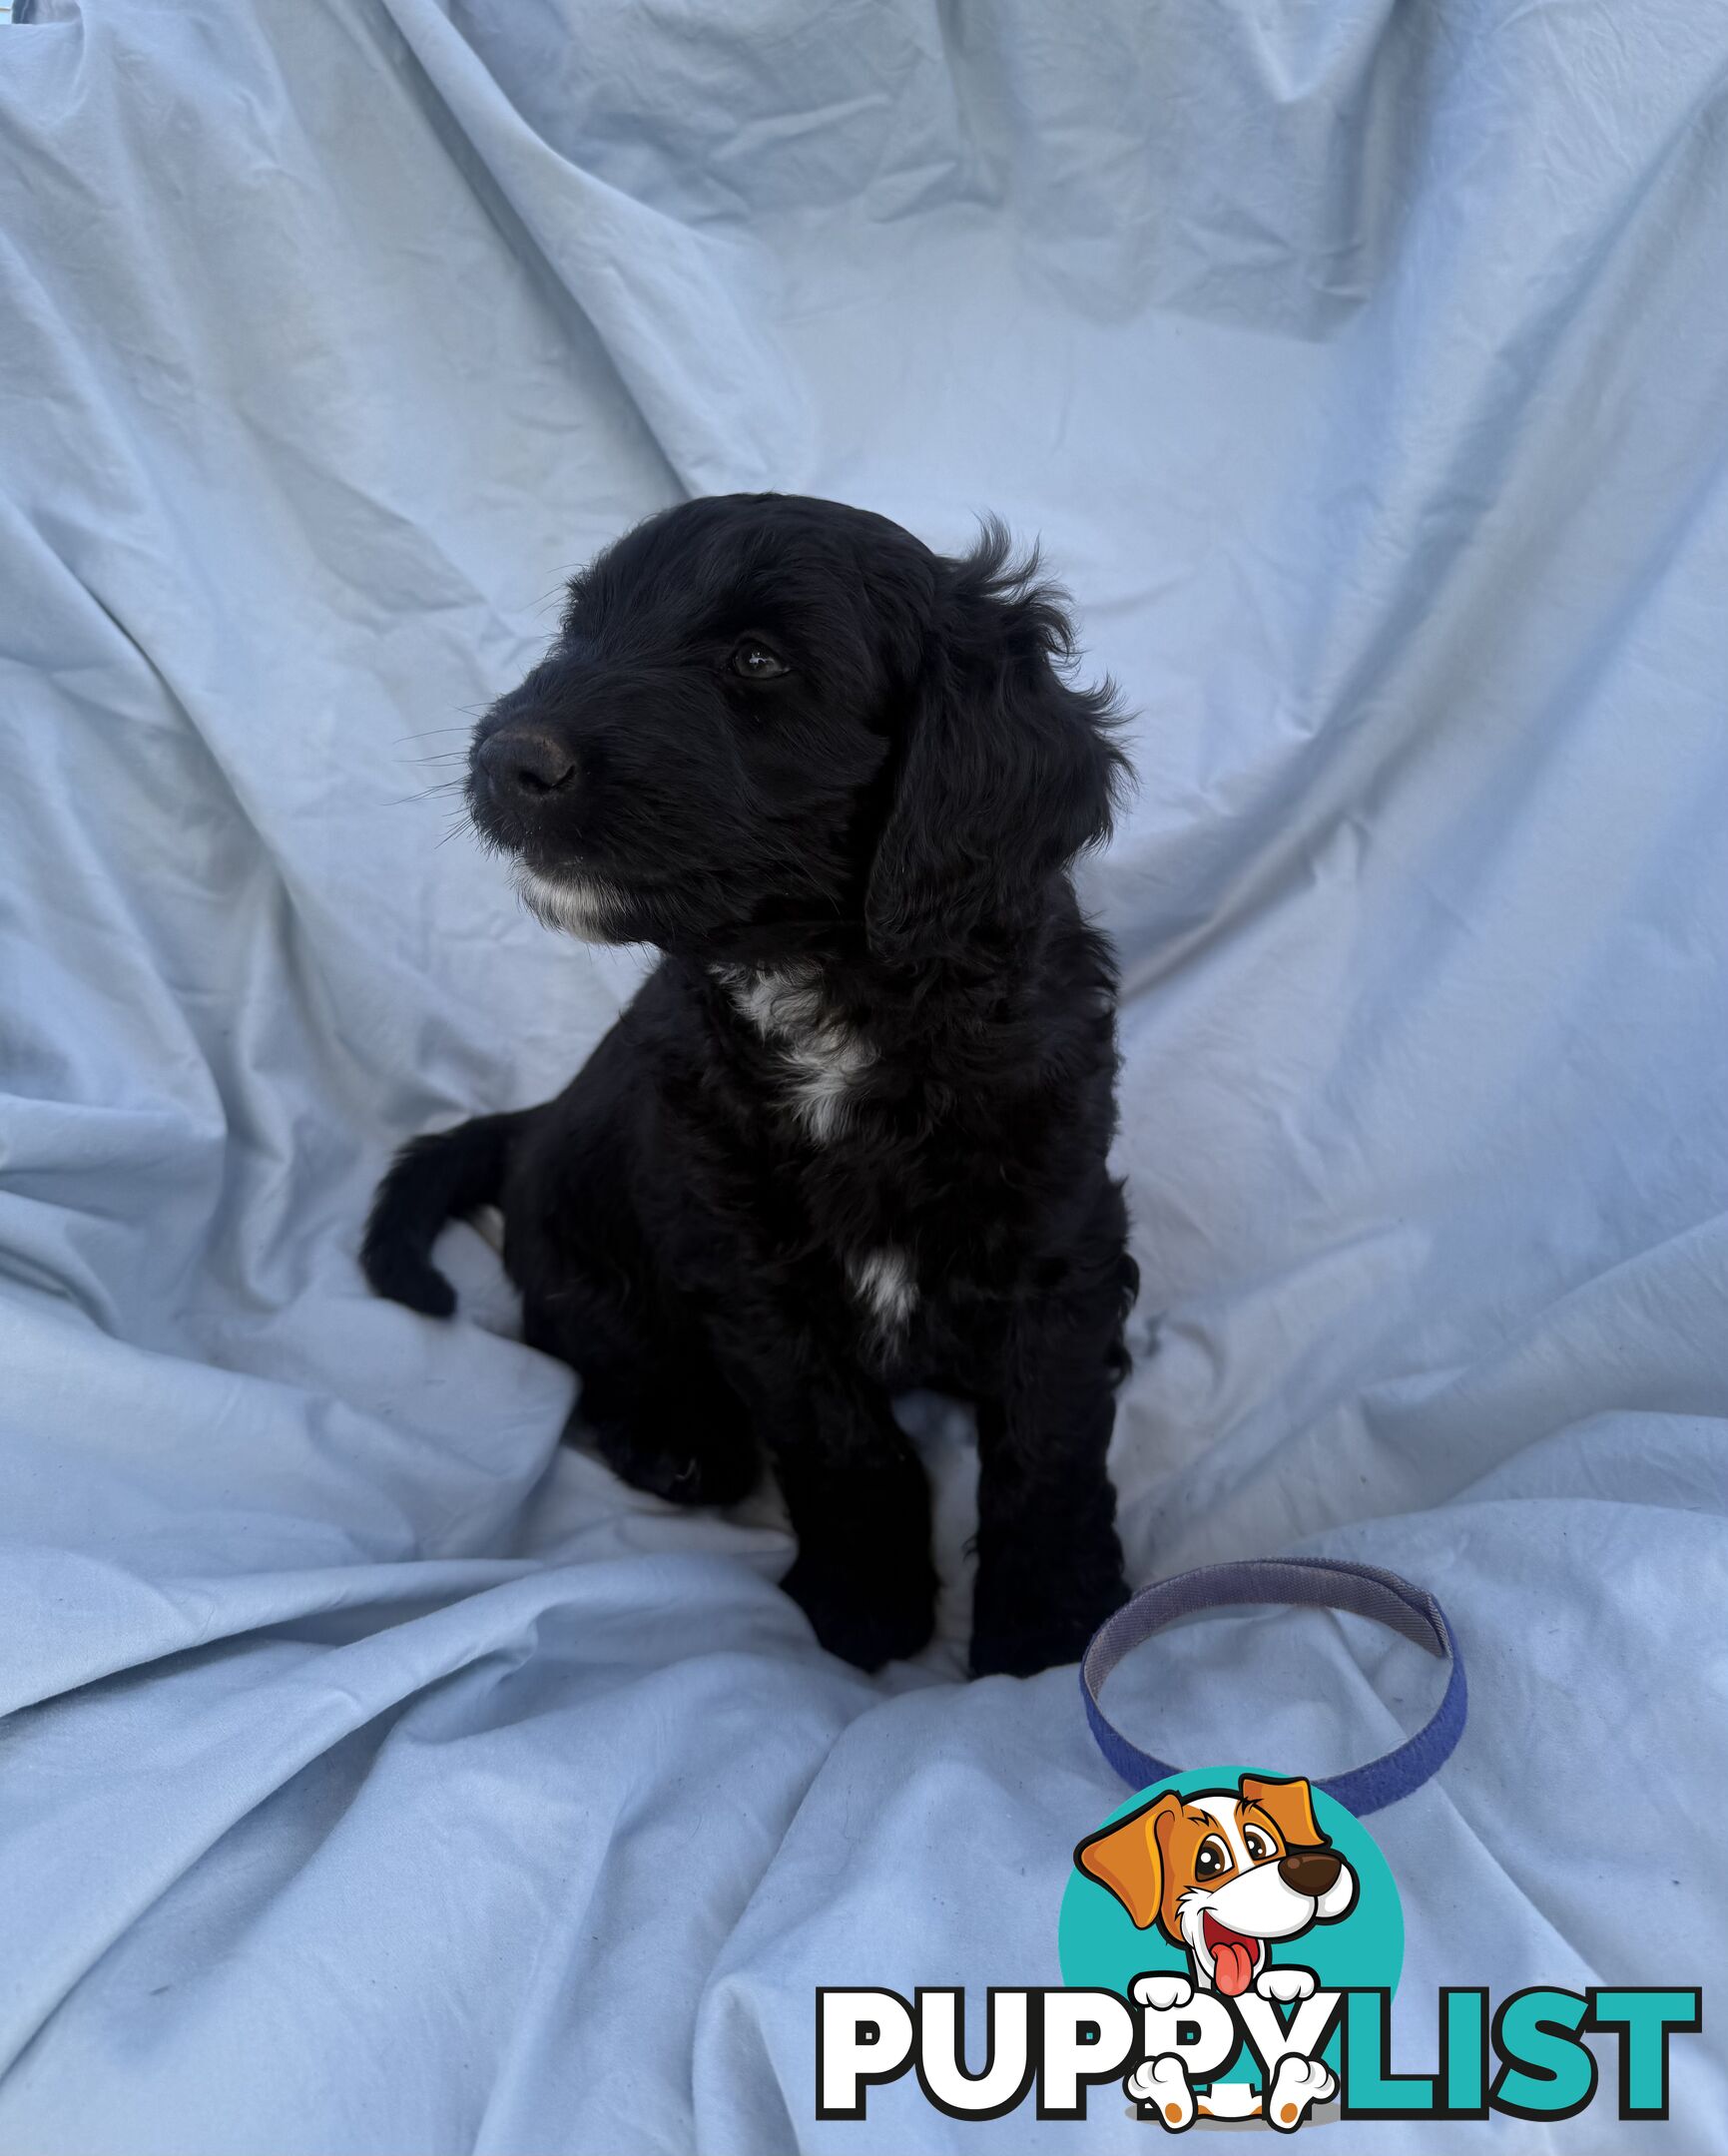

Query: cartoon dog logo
[1074,1772,1357,1995]
[1074,1774,1358,2129]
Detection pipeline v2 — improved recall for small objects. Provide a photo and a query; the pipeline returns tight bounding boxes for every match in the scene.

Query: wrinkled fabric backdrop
[2,1,1726,2149]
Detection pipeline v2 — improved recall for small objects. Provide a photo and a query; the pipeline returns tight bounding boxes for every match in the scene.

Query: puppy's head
[1074,1775,1358,1996]
[466,493,1125,962]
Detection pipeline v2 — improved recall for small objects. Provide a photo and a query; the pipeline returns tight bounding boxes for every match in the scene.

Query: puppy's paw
[782,1554,935,1672]
[595,1421,760,1509]
[1126,2053,1194,2130]
[1264,2054,1336,2133]
[968,1621,1081,1679]
[969,1556,1130,1678]
[1132,1972,1194,2012]
[1256,1964,1317,2004]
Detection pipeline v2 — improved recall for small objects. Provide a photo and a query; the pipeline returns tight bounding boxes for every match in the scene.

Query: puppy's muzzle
[1277,1847,1343,1896]
[475,725,576,805]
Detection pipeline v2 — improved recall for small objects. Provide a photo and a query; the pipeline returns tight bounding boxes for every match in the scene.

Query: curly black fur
[363,493,1139,1676]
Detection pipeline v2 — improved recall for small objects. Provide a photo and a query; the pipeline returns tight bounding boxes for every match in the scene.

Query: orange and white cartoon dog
[1074,1774,1357,2130]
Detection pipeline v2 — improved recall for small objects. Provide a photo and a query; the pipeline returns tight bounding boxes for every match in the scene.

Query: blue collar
[1080,1556,1466,1816]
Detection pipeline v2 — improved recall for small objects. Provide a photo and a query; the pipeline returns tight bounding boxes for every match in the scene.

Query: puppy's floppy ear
[1073,1791,1181,1931]
[1240,1775,1328,1850]
[864,520,1128,968]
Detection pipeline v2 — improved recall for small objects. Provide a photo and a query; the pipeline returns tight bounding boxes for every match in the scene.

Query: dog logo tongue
[1206,1918,1258,1997]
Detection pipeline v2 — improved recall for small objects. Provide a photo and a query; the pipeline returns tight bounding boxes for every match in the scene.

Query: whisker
[381,779,468,808]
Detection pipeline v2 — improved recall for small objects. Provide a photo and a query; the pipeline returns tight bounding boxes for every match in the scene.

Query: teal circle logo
[1059,1768,1402,2103]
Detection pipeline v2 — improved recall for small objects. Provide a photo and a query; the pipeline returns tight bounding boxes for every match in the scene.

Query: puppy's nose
[477,727,576,800]
[1278,1849,1342,1896]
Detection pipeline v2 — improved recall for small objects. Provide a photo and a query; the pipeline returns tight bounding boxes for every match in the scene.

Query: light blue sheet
[2,1,1725,2148]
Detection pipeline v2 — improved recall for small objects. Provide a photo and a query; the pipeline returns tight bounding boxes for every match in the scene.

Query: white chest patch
[847,1246,919,1337]
[720,964,875,1142]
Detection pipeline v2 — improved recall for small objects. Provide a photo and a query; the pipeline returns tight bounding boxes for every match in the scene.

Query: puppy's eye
[1194,1838,1232,1881]
[729,640,789,682]
[1243,1827,1276,1863]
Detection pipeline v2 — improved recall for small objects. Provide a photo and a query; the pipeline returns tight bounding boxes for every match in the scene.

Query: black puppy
[364,493,1138,1676]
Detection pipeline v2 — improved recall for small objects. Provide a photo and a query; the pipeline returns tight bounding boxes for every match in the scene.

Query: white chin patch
[513,864,627,944]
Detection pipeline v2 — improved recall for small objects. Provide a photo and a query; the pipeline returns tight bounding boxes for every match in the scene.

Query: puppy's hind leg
[526,1288,761,1508]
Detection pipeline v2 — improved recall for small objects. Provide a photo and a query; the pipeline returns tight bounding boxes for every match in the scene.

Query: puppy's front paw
[781,1553,935,1672]
[1132,1972,1194,2012]
[1265,2055,1336,2133]
[969,1553,1130,1678]
[594,1419,759,1508]
[1126,2054,1194,2130]
[1256,1964,1317,2004]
